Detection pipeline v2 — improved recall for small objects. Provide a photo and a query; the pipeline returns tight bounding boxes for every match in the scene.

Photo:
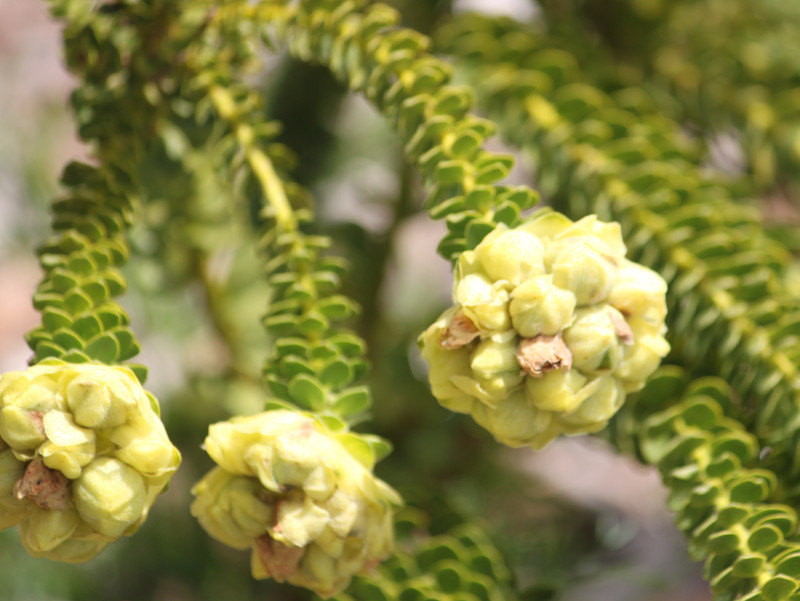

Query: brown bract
[516,335,573,377]
[13,457,71,511]
[609,311,634,345]
[255,534,306,582]
[440,311,480,349]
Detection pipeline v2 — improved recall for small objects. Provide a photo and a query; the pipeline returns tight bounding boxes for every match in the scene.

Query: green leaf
[41,307,73,331]
[82,279,109,303]
[72,314,103,340]
[465,220,496,249]
[128,364,148,385]
[264,399,298,412]
[53,328,85,350]
[85,333,120,363]
[279,356,315,377]
[113,329,140,361]
[333,386,371,416]
[748,524,782,553]
[67,254,95,275]
[762,575,798,601]
[34,340,65,362]
[337,432,375,469]
[275,337,309,356]
[731,554,766,578]
[61,350,91,363]
[51,270,79,292]
[288,374,326,411]
[316,296,358,320]
[320,360,353,388]
[707,531,740,554]
[363,434,392,462]
[64,289,92,314]
[434,160,468,185]
[327,333,367,356]
[97,308,123,329]
[297,311,329,336]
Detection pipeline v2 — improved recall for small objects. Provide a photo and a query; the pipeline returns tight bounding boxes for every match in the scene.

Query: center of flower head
[13,457,71,511]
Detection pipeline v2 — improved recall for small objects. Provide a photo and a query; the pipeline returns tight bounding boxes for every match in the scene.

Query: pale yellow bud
[562,306,627,373]
[19,506,80,553]
[73,457,147,539]
[473,226,546,285]
[548,236,618,306]
[609,260,668,324]
[524,368,588,413]
[509,275,577,337]
[191,467,274,550]
[471,390,555,449]
[561,375,625,428]
[0,406,46,451]
[454,274,511,333]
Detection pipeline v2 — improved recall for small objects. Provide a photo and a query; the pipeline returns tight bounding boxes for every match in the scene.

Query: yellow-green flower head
[420,211,669,449]
[0,359,180,562]
[190,410,400,599]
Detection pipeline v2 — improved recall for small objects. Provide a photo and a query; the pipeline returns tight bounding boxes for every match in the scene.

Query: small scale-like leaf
[333,386,371,416]
[465,220,497,250]
[279,356,315,378]
[42,307,73,331]
[61,350,91,363]
[113,329,140,361]
[67,254,95,275]
[337,432,375,469]
[82,279,109,303]
[762,575,799,601]
[85,333,120,363]
[64,289,92,314]
[707,531,740,554]
[327,333,366,356]
[51,270,79,292]
[288,374,326,411]
[72,314,103,341]
[731,554,766,578]
[316,296,358,320]
[748,524,782,553]
[34,340,65,362]
[320,360,353,388]
[53,328,85,350]
[297,311,329,336]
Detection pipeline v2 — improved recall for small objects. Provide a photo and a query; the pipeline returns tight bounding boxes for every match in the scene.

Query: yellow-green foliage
[6,0,800,599]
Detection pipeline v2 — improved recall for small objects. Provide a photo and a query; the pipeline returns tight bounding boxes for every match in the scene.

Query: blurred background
[0,0,717,599]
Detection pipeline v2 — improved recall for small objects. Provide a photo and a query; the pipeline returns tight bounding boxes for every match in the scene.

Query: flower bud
[418,309,476,414]
[509,275,576,337]
[562,306,628,373]
[0,359,180,561]
[191,410,399,599]
[608,260,668,324]
[472,226,546,285]
[0,449,29,530]
[454,273,512,333]
[548,236,618,306]
[420,211,669,449]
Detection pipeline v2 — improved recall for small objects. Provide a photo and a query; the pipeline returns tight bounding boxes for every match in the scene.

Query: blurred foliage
[8,0,800,599]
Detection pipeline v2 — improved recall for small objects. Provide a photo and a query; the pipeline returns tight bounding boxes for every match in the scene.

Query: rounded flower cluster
[0,359,181,561]
[420,211,669,449]
[191,410,400,599]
